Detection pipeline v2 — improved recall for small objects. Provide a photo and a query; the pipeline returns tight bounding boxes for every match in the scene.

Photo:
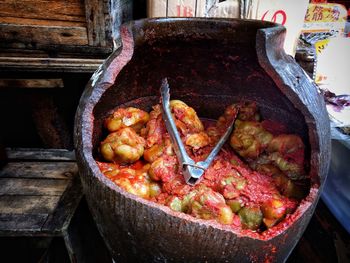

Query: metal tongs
[160,78,237,185]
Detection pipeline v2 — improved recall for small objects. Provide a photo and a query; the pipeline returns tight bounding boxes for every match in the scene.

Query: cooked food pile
[96,100,308,233]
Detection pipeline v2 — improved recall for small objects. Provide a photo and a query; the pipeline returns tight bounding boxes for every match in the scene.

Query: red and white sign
[147,0,240,19]
[247,0,309,56]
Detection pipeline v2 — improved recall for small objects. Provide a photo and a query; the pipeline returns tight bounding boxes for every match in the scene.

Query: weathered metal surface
[74,18,331,262]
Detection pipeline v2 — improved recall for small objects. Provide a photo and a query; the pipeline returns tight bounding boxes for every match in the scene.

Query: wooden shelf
[0,149,83,261]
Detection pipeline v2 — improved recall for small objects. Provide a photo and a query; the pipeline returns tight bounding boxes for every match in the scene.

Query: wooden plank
[0,162,78,179]
[0,24,88,46]
[0,0,86,23]
[0,57,104,73]
[0,213,47,234]
[0,79,64,89]
[42,177,83,234]
[5,148,75,161]
[0,195,61,214]
[0,48,48,58]
[85,0,106,46]
[0,16,86,27]
[0,178,68,196]
[0,43,112,57]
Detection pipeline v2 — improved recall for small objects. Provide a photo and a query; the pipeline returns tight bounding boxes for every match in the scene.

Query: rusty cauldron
[74,18,331,262]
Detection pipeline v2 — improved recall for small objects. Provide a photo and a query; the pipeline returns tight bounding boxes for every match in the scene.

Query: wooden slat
[0,79,64,89]
[0,0,86,23]
[0,162,77,179]
[0,16,86,27]
[0,147,84,237]
[0,195,61,214]
[0,178,68,196]
[42,177,83,234]
[0,24,88,46]
[0,213,48,234]
[85,0,106,46]
[0,48,48,58]
[0,57,103,73]
[0,45,111,58]
[5,148,75,161]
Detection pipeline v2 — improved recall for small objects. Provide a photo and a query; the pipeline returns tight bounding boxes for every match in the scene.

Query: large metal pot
[74,18,331,262]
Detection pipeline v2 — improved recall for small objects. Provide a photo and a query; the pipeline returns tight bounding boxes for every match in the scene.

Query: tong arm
[160,78,238,185]
[196,114,236,170]
[160,79,205,185]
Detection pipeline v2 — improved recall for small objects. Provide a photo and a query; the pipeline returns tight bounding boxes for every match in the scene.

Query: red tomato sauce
[96,102,308,234]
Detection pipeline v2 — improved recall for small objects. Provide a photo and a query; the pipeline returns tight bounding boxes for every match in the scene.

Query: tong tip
[160,78,170,102]
[162,77,168,87]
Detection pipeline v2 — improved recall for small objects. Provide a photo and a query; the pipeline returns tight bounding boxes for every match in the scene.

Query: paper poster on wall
[247,0,309,56]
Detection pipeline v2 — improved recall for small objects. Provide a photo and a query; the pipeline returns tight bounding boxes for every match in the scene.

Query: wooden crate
[0,0,133,72]
[0,148,83,262]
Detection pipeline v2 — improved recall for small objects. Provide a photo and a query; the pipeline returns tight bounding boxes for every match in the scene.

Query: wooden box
[0,0,133,72]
